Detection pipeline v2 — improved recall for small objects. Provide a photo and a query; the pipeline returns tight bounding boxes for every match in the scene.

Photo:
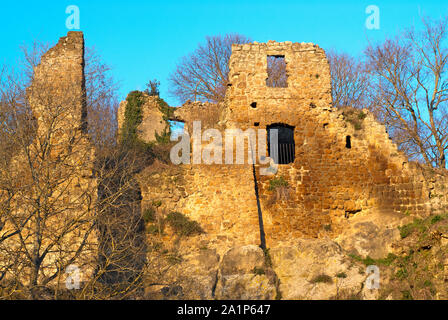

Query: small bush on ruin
[145,79,160,96]
[340,107,367,131]
[252,267,265,276]
[165,212,204,237]
[266,176,291,207]
[143,208,156,223]
[268,176,289,191]
[310,274,333,284]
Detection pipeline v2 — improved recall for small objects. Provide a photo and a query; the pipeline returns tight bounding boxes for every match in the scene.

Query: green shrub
[395,268,408,280]
[166,253,182,265]
[336,272,347,279]
[263,248,273,267]
[423,280,433,287]
[143,208,156,223]
[348,253,397,266]
[398,218,426,239]
[165,212,203,237]
[310,274,333,284]
[155,97,174,145]
[430,215,443,225]
[145,79,160,96]
[147,224,161,235]
[401,290,413,300]
[252,267,265,275]
[152,200,162,208]
[379,253,398,266]
[358,111,367,120]
[268,176,288,191]
[342,108,367,130]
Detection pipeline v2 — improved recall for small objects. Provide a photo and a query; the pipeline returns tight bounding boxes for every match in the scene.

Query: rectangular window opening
[266,55,288,88]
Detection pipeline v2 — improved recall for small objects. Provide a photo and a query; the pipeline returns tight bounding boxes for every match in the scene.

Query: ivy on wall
[120,90,145,146]
[120,91,175,148]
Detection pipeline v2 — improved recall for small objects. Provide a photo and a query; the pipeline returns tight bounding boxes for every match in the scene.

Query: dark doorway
[267,124,295,164]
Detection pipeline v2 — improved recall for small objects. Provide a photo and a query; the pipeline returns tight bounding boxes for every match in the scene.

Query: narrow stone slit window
[266,55,288,87]
[346,136,352,149]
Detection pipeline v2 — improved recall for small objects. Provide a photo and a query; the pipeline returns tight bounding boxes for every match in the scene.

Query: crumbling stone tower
[28,31,89,140]
[141,40,448,254]
[223,41,434,240]
[225,41,332,128]
[2,32,97,286]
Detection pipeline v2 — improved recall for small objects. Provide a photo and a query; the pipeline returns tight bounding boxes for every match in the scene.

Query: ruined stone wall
[1,32,97,286]
[140,41,448,253]
[224,41,332,128]
[138,163,260,257]
[118,94,168,143]
[221,41,437,240]
[172,100,226,135]
[257,107,432,241]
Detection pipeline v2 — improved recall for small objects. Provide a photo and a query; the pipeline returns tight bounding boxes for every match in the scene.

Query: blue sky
[1,0,447,106]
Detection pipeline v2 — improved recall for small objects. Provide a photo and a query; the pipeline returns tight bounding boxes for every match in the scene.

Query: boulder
[214,245,277,300]
[270,239,369,300]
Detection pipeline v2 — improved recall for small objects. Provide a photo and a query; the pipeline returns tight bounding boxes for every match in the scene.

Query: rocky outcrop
[145,239,383,300]
[214,245,277,300]
[335,209,407,259]
[271,239,372,300]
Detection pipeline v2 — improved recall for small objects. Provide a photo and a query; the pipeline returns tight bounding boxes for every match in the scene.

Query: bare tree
[266,55,288,88]
[366,17,448,168]
[169,34,251,103]
[85,47,120,151]
[0,41,147,299]
[145,79,160,97]
[327,49,369,108]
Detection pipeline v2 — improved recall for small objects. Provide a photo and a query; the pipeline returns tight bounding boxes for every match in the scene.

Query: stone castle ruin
[141,40,448,255]
[3,32,448,299]
[135,41,448,299]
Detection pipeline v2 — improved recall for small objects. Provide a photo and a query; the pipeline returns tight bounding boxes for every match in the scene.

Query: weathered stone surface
[137,40,448,299]
[219,245,265,275]
[335,210,406,259]
[146,248,220,300]
[214,245,276,300]
[270,239,369,300]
